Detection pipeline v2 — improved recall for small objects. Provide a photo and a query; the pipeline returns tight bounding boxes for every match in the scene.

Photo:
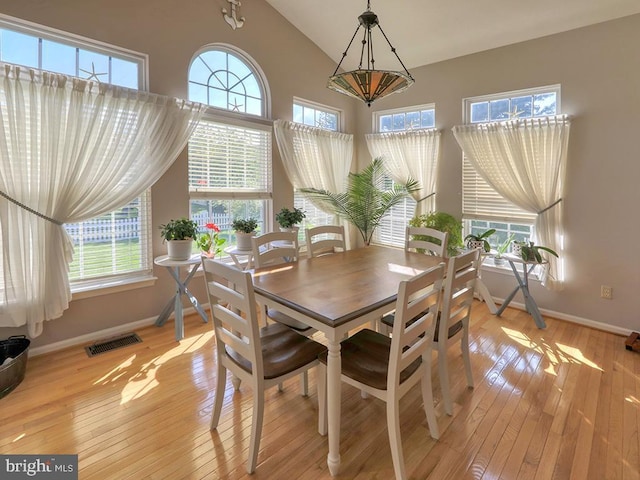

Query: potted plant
[409,211,463,257]
[231,217,258,251]
[512,240,559,263]
[196,222,226,258]
[492,233,515,266]
[159,217,199,260]
[275,207,306,231]
[300,157,419,245]
[464,228,496,252]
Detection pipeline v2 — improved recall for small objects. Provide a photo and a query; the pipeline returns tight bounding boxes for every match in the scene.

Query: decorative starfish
[507,105,524,119]
[229,99,243,112]
[79,62,107,82]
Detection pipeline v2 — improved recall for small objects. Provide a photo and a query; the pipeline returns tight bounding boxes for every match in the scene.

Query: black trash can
[0,335,30,399]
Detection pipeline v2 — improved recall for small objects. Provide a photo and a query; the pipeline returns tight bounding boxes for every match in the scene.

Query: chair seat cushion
[318,329,421,390]
[226,323,326,379]
[267,308,312,332]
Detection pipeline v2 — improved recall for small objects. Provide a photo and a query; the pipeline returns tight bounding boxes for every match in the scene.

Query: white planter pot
[279,226,299,234]
[466,240,485,251]
[167,239,193,261]
[235,231,255,251]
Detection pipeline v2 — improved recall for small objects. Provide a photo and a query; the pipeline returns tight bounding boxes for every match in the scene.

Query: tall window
[462,86,560,256]
[372,105,435,247]
[188,46,271,249]
[0,15,150,290]
[292,99,340,235]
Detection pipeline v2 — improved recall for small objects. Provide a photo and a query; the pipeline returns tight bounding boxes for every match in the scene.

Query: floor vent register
[85,332,142,357]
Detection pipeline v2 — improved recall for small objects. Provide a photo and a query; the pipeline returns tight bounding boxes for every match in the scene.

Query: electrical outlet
[601,285,613,299]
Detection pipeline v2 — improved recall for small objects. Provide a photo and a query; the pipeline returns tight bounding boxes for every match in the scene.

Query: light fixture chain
[377,24,413,79]
[332,25,362,76]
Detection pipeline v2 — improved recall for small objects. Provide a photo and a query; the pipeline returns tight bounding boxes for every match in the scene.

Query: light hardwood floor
[1,301,638,479]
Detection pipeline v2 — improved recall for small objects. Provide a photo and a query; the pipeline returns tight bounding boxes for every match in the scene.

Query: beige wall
[355,14,640,333]
[0,1,638,348]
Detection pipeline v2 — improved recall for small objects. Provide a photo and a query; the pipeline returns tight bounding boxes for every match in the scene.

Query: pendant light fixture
[327,0,414,107]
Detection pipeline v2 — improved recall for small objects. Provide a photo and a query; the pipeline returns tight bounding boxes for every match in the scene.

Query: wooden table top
[252,245,445,328]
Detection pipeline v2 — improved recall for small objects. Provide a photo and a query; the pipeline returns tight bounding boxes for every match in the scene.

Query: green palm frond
[300,157,420,245]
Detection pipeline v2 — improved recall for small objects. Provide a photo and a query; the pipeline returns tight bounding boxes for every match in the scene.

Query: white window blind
[462,161,536,223]
[66,193,152,284]
[189,118,272,199]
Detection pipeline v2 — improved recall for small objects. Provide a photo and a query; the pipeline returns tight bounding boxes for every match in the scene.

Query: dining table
[251,245,445,476]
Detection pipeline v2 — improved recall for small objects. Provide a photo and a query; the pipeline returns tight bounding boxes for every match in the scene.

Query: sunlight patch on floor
[89,331,214,405]
[501,326,602,372]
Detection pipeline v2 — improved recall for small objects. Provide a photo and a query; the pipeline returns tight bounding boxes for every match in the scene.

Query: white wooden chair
[379,226,449,334]
[201,258,327,474]
[404,225,449,257]
[305,225,346,258]
[318,263,445,480]
[251,231,312,333]
[433,247,480,415]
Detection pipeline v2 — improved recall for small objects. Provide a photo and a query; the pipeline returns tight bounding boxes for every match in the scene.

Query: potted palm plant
[300,157,419,245]
[231,217,258,251]
[159,217,199,260]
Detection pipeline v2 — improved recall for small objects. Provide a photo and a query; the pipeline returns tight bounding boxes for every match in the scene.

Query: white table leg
[326,338,341,476]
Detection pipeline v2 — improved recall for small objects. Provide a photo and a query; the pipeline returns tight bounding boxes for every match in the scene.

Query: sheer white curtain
[273,119,353,245]
[452,115,571,290]
[0,64,205,336]
[365,129,441,215]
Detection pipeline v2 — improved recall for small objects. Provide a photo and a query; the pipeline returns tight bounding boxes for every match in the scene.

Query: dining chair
[434,247,480,416]
[318,263,445,480]
[379,248,480,417]
[251,231,312,333]
[201,258,327,474]
[404,225,449,257]
[378,225,449,335]
[305,225,346,258]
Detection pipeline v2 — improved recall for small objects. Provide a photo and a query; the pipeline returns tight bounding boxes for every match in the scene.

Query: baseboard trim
[486,296,631,337]
[30,305,209,357]
[31,299,630,357]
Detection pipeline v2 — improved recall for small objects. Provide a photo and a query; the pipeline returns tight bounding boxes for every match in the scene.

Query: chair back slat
[305,225,346,257]
[405,226,449,257]
[438,249,480,342]
[252,231,299,268]
[202,258,263,376]
[389,263,445,388]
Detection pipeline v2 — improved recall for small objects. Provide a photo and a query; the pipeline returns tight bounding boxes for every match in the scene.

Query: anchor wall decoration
[222,0,245,30]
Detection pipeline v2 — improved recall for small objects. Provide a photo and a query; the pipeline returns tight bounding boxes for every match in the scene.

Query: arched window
[188,46,266,117]
[187,45,272,254]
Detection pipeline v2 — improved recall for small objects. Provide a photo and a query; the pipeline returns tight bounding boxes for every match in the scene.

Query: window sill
[71,274,157,301]
[480,258,543,283]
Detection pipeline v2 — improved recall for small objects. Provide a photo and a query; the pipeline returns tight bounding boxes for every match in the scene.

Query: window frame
[0,13,153,298]
[188,43,271,119]
[291,98,343,240]
[188,46,272,257]
[371,103,436,248]
[462,85,561,269]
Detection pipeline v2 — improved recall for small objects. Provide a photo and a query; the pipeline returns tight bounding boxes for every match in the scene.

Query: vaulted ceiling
[265,0,640,71]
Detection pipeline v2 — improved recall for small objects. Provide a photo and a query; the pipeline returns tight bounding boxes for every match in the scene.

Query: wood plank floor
[1,301,638,479]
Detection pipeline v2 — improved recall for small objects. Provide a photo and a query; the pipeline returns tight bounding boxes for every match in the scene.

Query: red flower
[206,222,220,232]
